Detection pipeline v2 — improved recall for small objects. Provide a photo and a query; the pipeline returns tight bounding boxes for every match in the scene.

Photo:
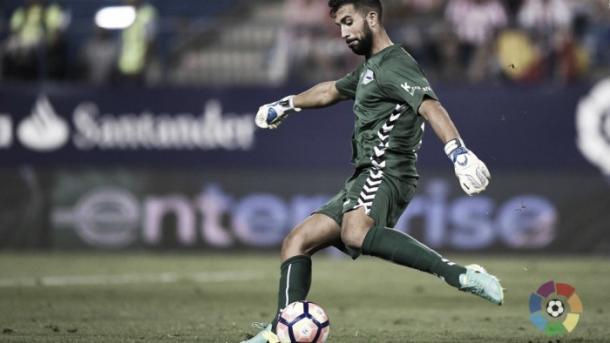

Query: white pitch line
[0,271,262,288]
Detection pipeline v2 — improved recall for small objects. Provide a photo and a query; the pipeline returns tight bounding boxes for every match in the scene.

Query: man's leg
[273,214,340,326]
[241,214,340,343]
[341,207,503,305]
[341,207,466,287]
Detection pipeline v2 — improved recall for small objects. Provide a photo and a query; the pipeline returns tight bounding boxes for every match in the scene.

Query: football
[276,301,330,343]
[546,299,565,318]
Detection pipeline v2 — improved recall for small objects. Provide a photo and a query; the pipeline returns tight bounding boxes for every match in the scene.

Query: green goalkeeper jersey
[335,44,437,180]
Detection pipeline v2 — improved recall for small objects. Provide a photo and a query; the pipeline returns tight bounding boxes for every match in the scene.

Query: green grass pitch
[0,253,609,342]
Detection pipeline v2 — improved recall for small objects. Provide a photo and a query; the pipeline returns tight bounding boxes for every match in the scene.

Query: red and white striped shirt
[445,0,508,45]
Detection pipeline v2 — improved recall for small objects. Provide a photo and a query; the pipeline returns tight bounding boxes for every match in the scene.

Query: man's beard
[349,22,373,56]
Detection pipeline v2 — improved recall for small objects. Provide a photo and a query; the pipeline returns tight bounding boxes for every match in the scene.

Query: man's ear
[366,11,379,28]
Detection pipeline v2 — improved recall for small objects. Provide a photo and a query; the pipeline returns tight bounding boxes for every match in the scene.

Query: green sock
[361,226,466,288]
[271,255,312,331]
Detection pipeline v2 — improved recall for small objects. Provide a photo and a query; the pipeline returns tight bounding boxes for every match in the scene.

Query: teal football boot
[459,264,504,305]
[240,323,279,343]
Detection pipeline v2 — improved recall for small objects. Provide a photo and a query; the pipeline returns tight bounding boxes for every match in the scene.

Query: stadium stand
[0,0,608,86]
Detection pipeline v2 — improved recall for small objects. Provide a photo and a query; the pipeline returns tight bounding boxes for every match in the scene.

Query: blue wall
[1,82,609,253]
[0,83,598,171]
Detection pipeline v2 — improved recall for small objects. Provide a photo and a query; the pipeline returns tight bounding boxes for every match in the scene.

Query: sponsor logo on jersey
[401,81,432,96]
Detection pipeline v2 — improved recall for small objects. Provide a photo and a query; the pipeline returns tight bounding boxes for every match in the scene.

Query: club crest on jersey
[361,69,374,85]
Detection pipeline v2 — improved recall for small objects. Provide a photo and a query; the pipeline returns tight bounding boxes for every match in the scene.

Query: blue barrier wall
[1,82,609,252]
[0,83,599,170]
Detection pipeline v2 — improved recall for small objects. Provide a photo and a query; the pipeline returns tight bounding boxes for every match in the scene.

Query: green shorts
[315,168,417,258]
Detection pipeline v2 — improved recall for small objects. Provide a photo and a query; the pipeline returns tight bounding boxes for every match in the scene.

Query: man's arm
[419,98,491,196]
[293,81,346,109]
[255,81,346,129]
[418,98,459,144]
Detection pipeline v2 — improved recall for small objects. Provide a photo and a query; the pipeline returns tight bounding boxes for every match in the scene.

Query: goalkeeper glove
[444,138,491,196]
[255,95,301,129]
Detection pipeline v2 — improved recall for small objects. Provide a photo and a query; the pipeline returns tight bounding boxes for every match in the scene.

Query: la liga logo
[529,281,583,336]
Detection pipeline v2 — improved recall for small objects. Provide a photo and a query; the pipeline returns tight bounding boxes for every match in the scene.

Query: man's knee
[281,219,330,259]
[281,228,306,259]
[340,224,371,249]
[281,214,341,260]
[341,208,374,249]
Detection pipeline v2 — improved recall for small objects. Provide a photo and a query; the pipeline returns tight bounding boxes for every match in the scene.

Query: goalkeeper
[244,0,503,342]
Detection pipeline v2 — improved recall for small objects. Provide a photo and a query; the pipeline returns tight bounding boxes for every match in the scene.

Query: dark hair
[328,0,383,22]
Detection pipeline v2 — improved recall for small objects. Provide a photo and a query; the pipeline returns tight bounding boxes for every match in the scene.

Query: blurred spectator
[279,0,350,83]
[496,29,544,82]
[518,0,571,35]
[79,27,118,85]
[116,0,157,85]
[0,0,606,86]
[284,0,328,26]
[517,0,590,83]
[505,0,525,22]
[445,0,508,82]
[392,0,449,79]
[406,0,445,13]
[582,0,610,78]
[1,0,68,80]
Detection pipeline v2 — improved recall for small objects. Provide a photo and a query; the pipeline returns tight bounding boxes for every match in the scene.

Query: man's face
[334,4,373,56]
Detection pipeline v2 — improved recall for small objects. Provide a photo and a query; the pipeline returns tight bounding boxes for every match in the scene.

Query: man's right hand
[255,95,301,129]
[444,138,491,196]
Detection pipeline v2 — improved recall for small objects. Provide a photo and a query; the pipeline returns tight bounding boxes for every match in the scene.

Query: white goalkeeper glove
[255,95,301,129]
[444,138,491,196]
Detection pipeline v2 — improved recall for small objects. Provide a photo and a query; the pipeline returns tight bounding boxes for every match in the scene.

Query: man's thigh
[311,170,417,258]
[344,171,417,228]
[283,213,341,259]
[340,171,417,258]
[313,181,355,257]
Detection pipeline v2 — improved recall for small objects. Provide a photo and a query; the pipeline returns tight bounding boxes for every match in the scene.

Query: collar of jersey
[366,44,398,62]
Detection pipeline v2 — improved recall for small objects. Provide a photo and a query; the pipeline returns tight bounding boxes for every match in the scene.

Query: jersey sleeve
[378,52,438,112]
[335,67,360,99]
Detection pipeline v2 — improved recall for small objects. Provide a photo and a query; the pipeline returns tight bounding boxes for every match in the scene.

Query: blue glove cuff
[444,138,467,163]
[448,146,468,163]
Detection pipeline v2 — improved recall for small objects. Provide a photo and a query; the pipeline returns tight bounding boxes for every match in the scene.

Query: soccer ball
[546,299,564,318]
[276,301,330,343]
